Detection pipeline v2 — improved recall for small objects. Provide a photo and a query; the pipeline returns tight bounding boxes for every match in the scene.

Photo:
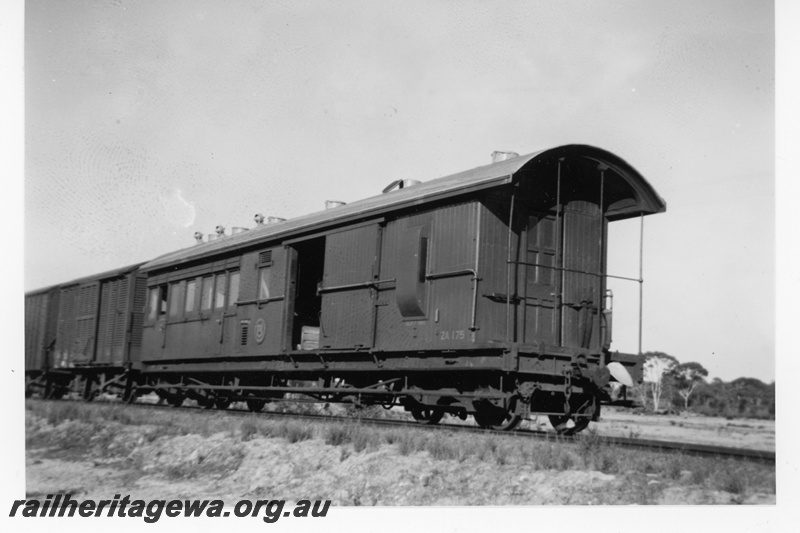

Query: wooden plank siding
[375,201,478,351]
[25,289,60,371]
[560,200,604,351]
[320,224,380,349]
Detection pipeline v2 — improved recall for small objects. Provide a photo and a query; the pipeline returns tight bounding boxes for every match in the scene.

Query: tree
[690,376,775,419]
[729,377,773,417]
[642,352,678,412]
[671,361,708,410]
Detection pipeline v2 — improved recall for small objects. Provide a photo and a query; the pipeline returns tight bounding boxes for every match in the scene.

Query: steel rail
[28,397,775,464]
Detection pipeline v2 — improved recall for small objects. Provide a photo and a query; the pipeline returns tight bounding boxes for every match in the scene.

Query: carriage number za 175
[439,330,465,341]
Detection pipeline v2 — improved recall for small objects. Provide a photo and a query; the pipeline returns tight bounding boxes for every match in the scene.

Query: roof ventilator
[382,179,421,194]
[491,151,519,163]
[255,213,285,226]
[208,225,225,241]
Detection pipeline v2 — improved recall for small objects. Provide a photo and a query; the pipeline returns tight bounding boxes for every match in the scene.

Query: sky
[22,0,775,383]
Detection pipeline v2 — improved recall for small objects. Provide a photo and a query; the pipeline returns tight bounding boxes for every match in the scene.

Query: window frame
[150,266,242,324]
[200,275,214,314]
[145,284,169,324]
[227,271,240,310]
[184,278,199,317]
[167,281,184,321]
[214,272,227,310]
[258,266,271,301]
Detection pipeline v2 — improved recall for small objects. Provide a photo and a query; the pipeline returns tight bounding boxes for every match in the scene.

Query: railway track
[28,397,775,465]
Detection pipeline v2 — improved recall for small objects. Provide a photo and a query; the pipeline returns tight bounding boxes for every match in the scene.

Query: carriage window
[201,276,214,311]
[214,273,227,309]
[185,279,198,313]
[147,284,168,322]
[258,267,271,300]
[147,288,159,322]
[159,285,168,315]
[228,271,240,308]
[168,282,183,318]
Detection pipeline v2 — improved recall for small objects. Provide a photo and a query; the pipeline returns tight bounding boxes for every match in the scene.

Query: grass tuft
[716,466,749,495]
[280,421,315,443]
[324,423,380,451]
[25,399,776,503]
[239,420,259,442]
[427,434,459,461]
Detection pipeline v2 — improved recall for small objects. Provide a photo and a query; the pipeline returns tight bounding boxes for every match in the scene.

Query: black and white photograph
[4,0,795,530]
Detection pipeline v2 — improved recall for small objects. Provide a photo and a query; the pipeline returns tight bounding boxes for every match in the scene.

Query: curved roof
[142,144,665,273]
[25,262,146,296]
[58,262,146,288]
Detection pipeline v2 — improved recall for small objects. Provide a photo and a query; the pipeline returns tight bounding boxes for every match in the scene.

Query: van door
[561,201,604,350]
[143,283,168,361]
[319,224,380,349]
[523,213,559,345]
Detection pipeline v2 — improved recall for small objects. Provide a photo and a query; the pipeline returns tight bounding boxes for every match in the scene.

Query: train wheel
[124,386,138,404]
[473,394,522,431]
[473,405,522,431]
[201,396,215,409]
[82,377,95,402]
[246,399,266,413]
[411,408,444,425]
[46,386,66,400]
[548,395,599,436]
[215,398,232,410]
[168,396,184,408]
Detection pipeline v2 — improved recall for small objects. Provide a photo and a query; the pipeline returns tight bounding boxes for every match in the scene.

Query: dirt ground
[528,407,776,452]
[24,402,776,506]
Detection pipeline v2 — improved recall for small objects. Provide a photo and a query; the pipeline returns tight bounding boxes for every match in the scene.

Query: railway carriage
[25,263,147,400]
[25,284,60,382]
[123,144,665,433]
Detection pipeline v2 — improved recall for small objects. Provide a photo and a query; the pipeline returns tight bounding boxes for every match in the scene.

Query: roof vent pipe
[215,225,226,237]
[254,213,265,225]
[325,200,346,210]
[491,151,519,163]
[194,232,204,244]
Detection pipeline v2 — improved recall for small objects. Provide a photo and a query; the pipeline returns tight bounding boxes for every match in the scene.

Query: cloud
[160,187,196,228]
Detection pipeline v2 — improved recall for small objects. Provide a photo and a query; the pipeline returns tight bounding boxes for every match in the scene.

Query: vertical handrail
[638,213,644,355]
[505,181,517,342]
[554,159,563,346]
[472,205,481,332]
[597,164,607,354]
[369,224,384,348]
